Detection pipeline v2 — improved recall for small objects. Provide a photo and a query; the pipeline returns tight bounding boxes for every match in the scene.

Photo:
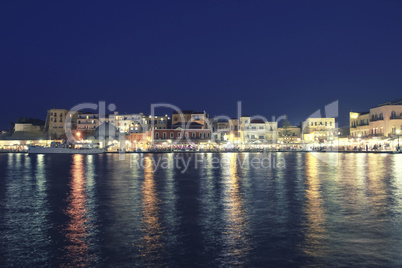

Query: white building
[239,117,278,143]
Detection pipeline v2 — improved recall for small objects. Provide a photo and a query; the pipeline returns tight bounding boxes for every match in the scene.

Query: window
[199,133,202,138]
[185,132,189,138]
[311,122,313,126]
[259,136,264,139]
[192,132,195,138]
[207,133,210,138]
[330,122,332,126]
[170,132,174,138]
[178,132,181,138]
[315,122,317,126]
[155,133,159,139]
[325,122,327,126]
[163,132,166,139]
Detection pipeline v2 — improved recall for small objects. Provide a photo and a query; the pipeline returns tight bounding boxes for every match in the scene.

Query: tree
[16,117,45,126]
[279,115,292,142]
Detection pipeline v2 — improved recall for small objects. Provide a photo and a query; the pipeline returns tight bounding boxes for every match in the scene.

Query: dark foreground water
[0,152,402,267]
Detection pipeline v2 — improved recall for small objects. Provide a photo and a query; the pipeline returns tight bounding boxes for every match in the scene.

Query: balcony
[390,115,402,120]
[370,118,383,122]
[351,122,369,128]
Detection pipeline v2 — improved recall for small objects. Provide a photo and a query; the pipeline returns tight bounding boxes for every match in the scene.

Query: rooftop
[378,99,402,107]
[172,110,205,114]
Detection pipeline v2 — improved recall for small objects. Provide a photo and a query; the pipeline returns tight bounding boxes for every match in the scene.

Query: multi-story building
[77,112,99,133]
[239,116,278,143]
[153,129,212,143]
[212,119,229,141]
[212,118,240,142]
[142,114,169,131]
[45,109,72,139]
[301,117,336,142]
[115,113,143,133]
[349,112,370,138]
[99,113,116,126]
[172,110,209,129]
[110,113,170,134]
[350,100,402,138]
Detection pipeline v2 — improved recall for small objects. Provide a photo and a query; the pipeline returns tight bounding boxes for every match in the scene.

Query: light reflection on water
[220,153,251,265]
[61,154,97,267]
[302,153,327,259]
[0,153,402,266]
[139,154,164,264]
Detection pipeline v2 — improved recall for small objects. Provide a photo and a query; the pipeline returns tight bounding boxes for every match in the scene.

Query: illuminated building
[301,117,336,142]
[45,109,77,139]
[172,110,209,129]
[77,112,99,134]
[239,116,278,143]
[350,99,402,138]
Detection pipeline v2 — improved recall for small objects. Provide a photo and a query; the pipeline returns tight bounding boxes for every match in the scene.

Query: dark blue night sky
[1,1,401,128]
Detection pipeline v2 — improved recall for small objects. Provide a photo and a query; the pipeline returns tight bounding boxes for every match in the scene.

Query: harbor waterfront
[1,152,402,266]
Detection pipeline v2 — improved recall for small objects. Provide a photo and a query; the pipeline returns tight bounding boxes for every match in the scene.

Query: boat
[28,142,104,154]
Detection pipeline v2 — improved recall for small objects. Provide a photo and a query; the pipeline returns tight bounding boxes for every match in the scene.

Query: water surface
[0,152,401,266]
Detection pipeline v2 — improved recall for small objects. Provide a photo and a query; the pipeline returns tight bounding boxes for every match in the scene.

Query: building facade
[153,129,212,143]
[172,110,209,129]
[301,117,336,142]
[239,117,278,143]
[45,109,71,139]
[350,100,402,138]
[115,113,143,133]
[77,113,100,133]
[349,112,370,138]
[142,114,169,131]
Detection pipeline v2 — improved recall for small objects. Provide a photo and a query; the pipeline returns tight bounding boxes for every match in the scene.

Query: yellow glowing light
[350,112,359,119]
